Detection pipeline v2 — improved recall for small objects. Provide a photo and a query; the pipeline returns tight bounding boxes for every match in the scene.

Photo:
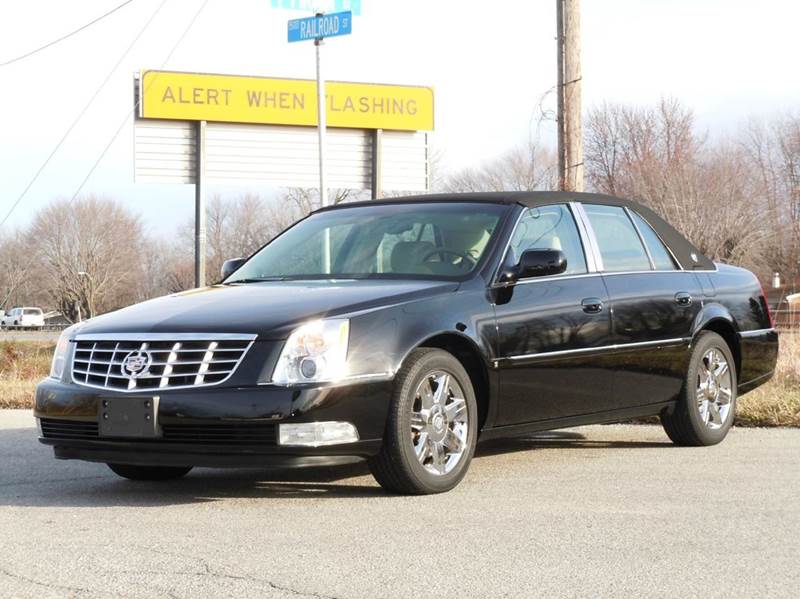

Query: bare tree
[743,113,800,287]
[0,231,35,312]
[585,98,775,276]
[442,143,557,193]
[27,196,144,321]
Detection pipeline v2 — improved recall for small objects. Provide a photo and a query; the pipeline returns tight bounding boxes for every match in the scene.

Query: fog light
[278,422,359,447]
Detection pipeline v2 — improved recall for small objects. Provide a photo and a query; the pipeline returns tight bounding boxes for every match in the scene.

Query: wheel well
[420,334,491,430]
[700,319,741,377]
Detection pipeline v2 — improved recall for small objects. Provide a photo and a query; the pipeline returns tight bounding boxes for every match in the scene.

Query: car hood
[75,280,458,339]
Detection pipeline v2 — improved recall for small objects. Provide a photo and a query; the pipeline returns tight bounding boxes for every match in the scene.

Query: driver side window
[507,204,587,275]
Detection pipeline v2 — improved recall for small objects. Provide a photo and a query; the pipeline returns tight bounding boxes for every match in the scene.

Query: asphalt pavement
[0,409,798,598]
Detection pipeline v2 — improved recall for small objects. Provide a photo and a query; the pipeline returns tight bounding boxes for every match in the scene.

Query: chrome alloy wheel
[696,348,733,430]
[410,370,469,475]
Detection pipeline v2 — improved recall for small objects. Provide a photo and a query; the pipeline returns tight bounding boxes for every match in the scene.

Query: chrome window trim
[580,203,655,274]
[568,201,599,273]
[738,328,777,338]
[601,269,695,277]
[491,202,593,287]
[627,209,685,272]
[571,202,605,272]
[491,265,697,289]
[624,206,656,270]
[499,337,690,363]
[490,202,716,288]
[490,206,525,285]
[70,333,257,393]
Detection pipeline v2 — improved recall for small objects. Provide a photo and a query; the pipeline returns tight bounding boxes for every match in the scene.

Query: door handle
[581,297,604,314]
[674,291,693,306]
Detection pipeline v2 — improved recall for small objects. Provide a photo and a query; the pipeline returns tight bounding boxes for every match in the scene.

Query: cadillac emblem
[121,350,152,379]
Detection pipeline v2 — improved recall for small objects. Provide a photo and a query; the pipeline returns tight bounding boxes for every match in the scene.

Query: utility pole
[556,0,583,192]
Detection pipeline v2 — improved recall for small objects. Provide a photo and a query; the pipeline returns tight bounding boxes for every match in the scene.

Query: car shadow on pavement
[0,426,670,507]
[0,427,384,507]
[475,430,671,459]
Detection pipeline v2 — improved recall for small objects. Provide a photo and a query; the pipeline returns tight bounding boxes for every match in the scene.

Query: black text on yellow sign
[140,70,434,131]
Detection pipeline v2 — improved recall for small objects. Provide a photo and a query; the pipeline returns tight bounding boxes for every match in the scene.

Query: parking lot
[1,410,798,598]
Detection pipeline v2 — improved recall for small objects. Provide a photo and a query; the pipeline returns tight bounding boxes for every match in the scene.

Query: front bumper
[34,378,393,467]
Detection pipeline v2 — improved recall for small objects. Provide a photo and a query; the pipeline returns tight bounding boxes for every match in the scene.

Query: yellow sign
[139,70,434,131]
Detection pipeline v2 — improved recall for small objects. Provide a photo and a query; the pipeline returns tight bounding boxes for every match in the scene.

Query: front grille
[40,418,277,446]
[71,334,256,392]
[161,423,277,445]
[40,418,99,440]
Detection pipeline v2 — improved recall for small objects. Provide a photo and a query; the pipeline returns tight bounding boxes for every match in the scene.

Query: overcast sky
[1,0,798,237]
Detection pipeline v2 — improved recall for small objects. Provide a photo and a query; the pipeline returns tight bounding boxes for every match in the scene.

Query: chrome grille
[71,334,256,392]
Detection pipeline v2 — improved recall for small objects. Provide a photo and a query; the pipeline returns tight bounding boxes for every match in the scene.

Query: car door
[581,204,702,408]
[492,203,615,425]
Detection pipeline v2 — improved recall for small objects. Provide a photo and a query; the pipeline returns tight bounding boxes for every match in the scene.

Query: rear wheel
[661,331,737,446]
[108,463,193,481]
[368,348,478,495]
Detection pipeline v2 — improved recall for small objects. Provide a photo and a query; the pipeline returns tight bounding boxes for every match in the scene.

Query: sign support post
[194,120,207,287]
[288,10,352,211]
[315,29,328,209]
[371,128,382,199]
[288,9,352,273]
[316,35,331,272]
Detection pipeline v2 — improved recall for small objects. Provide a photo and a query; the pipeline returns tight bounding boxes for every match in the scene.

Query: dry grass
[0,341,54,409]
[0,335,798,426]
[735,330,800,427]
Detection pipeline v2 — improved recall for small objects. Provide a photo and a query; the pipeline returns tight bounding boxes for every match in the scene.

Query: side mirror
[221,257,246,280]
[500,249,567,283]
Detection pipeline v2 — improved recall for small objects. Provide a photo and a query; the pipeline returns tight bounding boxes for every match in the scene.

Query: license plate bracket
[98,396,160,438]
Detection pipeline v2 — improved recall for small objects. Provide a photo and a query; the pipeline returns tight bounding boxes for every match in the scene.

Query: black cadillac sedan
[35,192,779,494]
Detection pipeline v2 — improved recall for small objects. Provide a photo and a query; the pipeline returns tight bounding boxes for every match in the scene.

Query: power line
[69,0,212,204]
[0,0,138,67]
[0,0,170,229]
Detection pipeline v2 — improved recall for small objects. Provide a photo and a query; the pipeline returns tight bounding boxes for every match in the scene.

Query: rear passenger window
[583,204,650,272]
[506,204,587,275]
[630,211,677,271]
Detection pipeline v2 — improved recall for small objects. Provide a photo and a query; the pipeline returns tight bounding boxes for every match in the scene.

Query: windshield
[226,202,508,282]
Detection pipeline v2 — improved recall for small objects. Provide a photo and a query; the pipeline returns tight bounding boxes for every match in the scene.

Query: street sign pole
[315,30,331,272]
[315,30,328,209]
[288,10,352,273]
[195,120,207,288]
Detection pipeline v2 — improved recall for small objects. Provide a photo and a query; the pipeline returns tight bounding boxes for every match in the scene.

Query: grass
[735,330,800,427]
[1,334,798,426]
[0,341,54,409]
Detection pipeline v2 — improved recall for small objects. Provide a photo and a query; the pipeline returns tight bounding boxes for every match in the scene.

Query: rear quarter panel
[703,264,778,391]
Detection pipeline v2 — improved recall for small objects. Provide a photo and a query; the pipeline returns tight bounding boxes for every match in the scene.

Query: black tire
[107,463,193,481]
[661,331,737,446]
[368,348,478,495]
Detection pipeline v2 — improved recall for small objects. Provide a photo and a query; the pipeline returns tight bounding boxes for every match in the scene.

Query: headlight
[272,319,350,384]
[49,327,75,380]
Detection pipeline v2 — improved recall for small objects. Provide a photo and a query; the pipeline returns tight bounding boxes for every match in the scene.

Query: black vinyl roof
[319,191,714,270]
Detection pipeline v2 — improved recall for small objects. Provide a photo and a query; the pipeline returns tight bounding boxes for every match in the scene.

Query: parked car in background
[1,307,45,329]
[35,192,779,494]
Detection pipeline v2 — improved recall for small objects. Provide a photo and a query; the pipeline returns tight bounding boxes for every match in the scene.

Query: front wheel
[108,463,193,481]
[661,331,737,446]
[368,348,478,495]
